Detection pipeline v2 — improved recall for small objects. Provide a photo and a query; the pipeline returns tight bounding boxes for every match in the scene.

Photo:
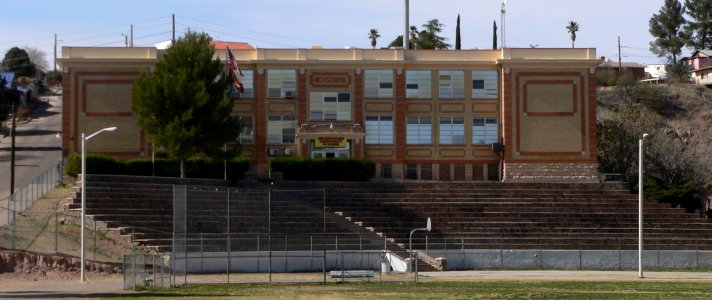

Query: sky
[0,0,685,71]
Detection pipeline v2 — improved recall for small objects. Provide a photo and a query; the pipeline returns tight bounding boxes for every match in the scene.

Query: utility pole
[130,24,134,47]
[618,36,622,78]
[172,14,176,43]
[403,0,409,49]
[10,100,16,206]
[53,34,57,73]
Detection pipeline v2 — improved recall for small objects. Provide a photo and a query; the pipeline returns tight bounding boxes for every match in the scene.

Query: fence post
[12,209,16,250]
[200,233,203,274]
[55,212,59,254]
[284,235,288,272]
[93,219,97,261]
[227,234,231,284]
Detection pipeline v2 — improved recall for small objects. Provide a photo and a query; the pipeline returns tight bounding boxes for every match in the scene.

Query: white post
[80,127,117,282]
[638,133,648,278]
[80,133,86,282]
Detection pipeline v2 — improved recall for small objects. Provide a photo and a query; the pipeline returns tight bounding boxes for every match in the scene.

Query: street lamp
[409,217,431,283]
[80,126,116,282]
[638,133,649,278]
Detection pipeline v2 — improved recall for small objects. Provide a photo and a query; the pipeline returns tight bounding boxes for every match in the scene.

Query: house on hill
[59,46,601,182]
[596,61,645,80]
[687,50,712,86]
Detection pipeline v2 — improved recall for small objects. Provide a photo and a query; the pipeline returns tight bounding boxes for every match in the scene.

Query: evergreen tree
[415,19,451,50]
[493,20,498,49]
[2,47,36,77]
[649,0,688,63]
[132,31,241,178]
[455,14,461,50]
[683,0,712,50]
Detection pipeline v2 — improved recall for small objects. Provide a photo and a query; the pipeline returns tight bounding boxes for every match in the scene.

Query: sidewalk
[0,274,133,299]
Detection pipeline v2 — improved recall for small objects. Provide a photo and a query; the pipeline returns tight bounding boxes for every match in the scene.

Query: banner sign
[315,137,348,148]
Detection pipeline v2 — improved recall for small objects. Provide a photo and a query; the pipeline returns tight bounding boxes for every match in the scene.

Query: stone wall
[503,162,599,182]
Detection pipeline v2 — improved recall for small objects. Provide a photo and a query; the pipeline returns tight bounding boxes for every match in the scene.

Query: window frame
[472,116,498,145]
[365,115,394,145]
[267,115,296,145]
[267,69,297,99]
[438,70,465,99]
[472,70,498,99]
[364,69,394,98]
[439,116,465,145]
[405,70,432,99]
[406,116,432,145]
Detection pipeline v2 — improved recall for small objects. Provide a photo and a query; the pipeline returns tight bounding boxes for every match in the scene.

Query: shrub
[271,157,375,181]
[65,153,123,178]
[66,154,249,180]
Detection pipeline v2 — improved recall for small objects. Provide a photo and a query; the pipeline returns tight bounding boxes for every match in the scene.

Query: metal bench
[330,270,374,282]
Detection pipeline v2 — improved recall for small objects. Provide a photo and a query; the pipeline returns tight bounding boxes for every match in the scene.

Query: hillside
[597,83,712,212]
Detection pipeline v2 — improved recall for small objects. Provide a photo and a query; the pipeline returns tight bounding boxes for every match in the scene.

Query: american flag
[227,46,244,93]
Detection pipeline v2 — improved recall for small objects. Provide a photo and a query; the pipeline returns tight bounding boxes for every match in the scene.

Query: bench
[330,270,374,282]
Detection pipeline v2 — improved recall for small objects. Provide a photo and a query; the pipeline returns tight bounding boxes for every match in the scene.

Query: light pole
[409,217,431,283]
[638,133,648,278]
[80,126,117,282]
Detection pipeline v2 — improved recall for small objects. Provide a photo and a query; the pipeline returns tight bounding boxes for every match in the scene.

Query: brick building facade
[60,46,601,182]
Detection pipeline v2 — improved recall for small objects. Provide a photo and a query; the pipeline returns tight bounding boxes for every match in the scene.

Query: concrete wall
[172,249,712,273]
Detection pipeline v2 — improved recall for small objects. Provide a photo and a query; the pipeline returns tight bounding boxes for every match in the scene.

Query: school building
[59,44,601,182]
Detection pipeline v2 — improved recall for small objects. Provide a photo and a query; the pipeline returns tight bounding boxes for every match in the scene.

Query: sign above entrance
[315,137,348,148]
[310,73,351,88]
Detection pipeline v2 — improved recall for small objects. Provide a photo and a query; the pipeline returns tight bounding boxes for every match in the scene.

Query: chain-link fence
[124,253,171,290]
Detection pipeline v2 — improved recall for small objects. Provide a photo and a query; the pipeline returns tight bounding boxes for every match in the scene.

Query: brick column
[254,71,267,178]
[354,72,364,159]
[392,71,406,178]
[297,71,307,126]
[501,69,513,180]
[61,70,72,156]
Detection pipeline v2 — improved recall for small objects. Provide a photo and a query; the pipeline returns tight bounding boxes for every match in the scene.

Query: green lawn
[108,281,712,299]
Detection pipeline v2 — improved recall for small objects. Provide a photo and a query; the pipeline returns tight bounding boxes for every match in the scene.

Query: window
[473,117,498,144]
[267,115,296,144]
[487,163,500,181]
[238,116,253,144]
[310,92,351,121]
[365,116,393,144]
[439,70,465,99]
[229,70,254,99]
[365,70,393,98]
[267,69,296,98]
[381,164,392,179]
[406,70,431,99]
[406,164,418,180]
[472,70,498,99]
[406,116,432,145]
[439,116,465,145]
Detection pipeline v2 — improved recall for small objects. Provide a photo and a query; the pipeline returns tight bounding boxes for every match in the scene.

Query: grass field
[109,280,712,299]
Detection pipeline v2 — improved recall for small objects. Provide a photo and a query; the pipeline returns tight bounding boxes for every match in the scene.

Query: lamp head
[105,127,117,132]
[642,133,649,139]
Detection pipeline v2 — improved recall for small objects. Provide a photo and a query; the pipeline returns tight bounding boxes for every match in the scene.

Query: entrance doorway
[311,142,350,159]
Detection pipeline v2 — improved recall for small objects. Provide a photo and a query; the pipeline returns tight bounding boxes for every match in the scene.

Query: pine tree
[455,14,461,50]
[493,20,498,49]
[132,31,241,178]
[649,0,688,63]
[683,0,712,50]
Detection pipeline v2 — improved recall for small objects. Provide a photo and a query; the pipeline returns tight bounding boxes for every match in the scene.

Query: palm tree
[566,21,580,48]
[368,29,380,49]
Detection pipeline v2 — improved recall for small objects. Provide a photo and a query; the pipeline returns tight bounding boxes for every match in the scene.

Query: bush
[66,154,249,180]
[645,179,703,213]
[271,157,375,181]
[65,153,123,178]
